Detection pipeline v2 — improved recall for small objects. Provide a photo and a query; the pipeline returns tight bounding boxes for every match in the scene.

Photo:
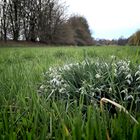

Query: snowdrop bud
[139,65,140,70]
[111,55,116,59]
[137,85,140,91]
[109,87,112,93]
[91,92,95,96]
[126,79,131,85]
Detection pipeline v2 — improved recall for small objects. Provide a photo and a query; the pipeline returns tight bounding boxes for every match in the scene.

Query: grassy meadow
[0,45,140,139]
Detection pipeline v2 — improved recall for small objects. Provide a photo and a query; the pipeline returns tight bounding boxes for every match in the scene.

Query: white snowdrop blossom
[64,65,71,70]
[126,79,131,85]
[59,88,66,93]
[125,74,133,81]
[135,71,140,77]
[95,62,99,67]
[109,87,112,93]
[104,62,109,68]
[124,95,134,101]
[95,74,101,79]
[136,77,140,81]
[119,66,125,71]
[111,55,116,59]
[125,74,131,79]
[91,92,95,96]
[95,87,101,93]
[50,78,61,87]
[139,65,140,71]
[137,85,140,90]
[39,85,45,90]
[121,89,128,94]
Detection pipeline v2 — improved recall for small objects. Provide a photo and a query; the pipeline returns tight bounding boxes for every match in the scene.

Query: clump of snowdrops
[39,57,140,113]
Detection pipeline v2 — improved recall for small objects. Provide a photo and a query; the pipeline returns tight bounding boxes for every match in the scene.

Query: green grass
[0,45,140,139]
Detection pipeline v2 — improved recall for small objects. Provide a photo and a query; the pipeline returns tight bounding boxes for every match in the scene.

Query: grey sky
[67,0,140,39]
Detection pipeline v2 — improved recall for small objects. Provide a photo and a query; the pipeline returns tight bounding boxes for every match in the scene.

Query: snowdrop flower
[50,78,61,86]
[119,66,125,71]
[124,95,134,101]
[125,74,131,79]
[49,72,54,77]
[59,88,66,93]
[114,68,117,73]
[49,67,53,72]
[121,89,128,94]
[126,79,131,85]
[95,88,101,93]
[95,62,99,67]
[95,74,101,79]
[80,87,87,95]
[113,68,117,77]
[92,92,95,96]
[39,85,45,90]
[55,75,62,79]
[135,71,140,77]
[125,74,133,81]
[137,85,140,90]
[100,85,106,89]
[139,65,140,71]
[111,55,116,59]
[69,63,73,67]
[105,62,108,68]
[64,64,70,70]
[109,87,112,93]
[136,77,140,81]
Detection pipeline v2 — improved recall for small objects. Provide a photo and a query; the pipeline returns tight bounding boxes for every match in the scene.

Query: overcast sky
[66,0,140,39]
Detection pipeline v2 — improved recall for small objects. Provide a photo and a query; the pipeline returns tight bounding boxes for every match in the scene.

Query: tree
[128,30,140,46]
[52,22,75,45]
[68,15,93,46]
[21,0,39,41]
[117,36,128,46]
[38,0,68,43]
[0,0,9,41]
[0,0,94,45]
[8,0,23,41]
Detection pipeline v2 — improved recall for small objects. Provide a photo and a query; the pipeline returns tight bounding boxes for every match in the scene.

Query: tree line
[0,0,94,45]
[95,30,140,46]
[0,0,139,46]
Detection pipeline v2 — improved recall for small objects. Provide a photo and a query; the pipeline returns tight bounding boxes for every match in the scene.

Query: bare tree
[19,0,68,43]
[38,0,68,43]
[8,0,22,40]
[0,0,9,41]
[0,0,94,46]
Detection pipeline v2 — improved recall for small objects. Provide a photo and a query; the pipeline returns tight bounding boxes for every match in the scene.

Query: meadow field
[0,45,140,139]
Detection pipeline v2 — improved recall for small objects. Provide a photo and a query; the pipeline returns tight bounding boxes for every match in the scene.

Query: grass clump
[39,58,140,113]
[38,57,140,139]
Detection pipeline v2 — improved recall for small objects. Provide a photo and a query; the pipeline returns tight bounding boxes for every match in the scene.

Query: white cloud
[66,0,140,39]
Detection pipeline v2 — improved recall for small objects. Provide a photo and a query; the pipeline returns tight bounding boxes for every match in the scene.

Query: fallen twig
[100,97,139,124]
